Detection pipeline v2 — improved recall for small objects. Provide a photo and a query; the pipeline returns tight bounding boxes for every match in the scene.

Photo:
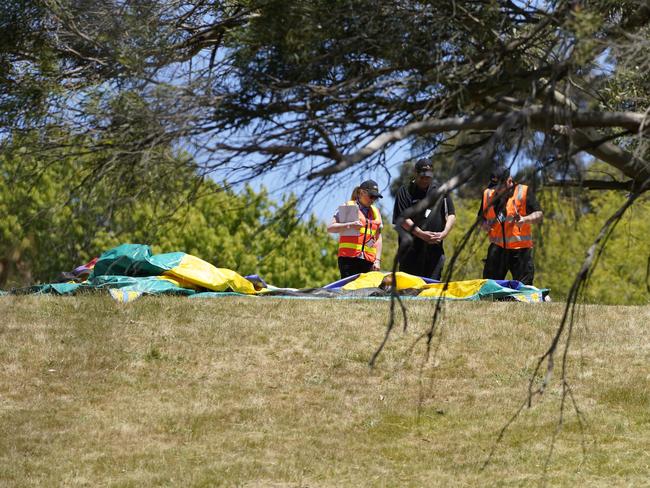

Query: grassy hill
[1,296,649,487]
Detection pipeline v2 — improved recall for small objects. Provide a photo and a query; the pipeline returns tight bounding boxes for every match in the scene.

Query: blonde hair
[350,186,361,200]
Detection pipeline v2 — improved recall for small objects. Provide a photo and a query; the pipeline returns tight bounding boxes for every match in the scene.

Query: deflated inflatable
[7,244,549,303]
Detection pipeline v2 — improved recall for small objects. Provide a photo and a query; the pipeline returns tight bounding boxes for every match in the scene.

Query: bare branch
[545,179,635,191]
[309,107,650,180]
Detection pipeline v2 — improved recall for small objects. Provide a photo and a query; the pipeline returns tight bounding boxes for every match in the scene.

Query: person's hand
[421,231,440,244]
[513,211,525,227]
[371,260,381,271]
[430,231,446,243]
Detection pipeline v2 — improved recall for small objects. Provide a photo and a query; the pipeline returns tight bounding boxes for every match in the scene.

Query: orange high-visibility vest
[482,184,533,249]
[337,200,383,262]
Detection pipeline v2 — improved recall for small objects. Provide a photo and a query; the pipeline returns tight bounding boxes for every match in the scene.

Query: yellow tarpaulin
[164,254,257,294]
[342,271,427,291]
[418,279,487,299]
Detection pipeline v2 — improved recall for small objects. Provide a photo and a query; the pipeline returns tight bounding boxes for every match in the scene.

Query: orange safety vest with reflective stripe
[482,184,533,249]
[337,200,383,262]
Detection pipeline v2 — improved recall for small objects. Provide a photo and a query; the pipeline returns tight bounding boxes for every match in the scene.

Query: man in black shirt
[392,159,456,280]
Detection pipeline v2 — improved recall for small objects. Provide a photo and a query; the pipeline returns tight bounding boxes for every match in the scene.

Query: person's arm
[327,217,363,233]
[432,195,456,240]
[434,214,456,240]
[516,211,543,225]
[372,232,383,271]
[401,218,436,242]
[394,185,435,243]
[515,190,543,225]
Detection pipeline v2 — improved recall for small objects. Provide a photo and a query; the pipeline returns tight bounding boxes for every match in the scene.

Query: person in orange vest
[479,166,543,285]
[327,179,384,278]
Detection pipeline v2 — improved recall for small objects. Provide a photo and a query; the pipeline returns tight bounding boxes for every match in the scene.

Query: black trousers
[338,257,373,279]
[482,243,535,285]
[397,240,445,280]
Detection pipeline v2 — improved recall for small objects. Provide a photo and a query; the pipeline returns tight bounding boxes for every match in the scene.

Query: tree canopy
[0,129,339,288]
[3,1,649,188]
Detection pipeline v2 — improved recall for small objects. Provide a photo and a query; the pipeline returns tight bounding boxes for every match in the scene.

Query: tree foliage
[0,131,338,288]
[1,1,648,186]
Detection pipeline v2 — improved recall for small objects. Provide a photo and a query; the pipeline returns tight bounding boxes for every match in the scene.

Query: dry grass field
[1,295,649,487]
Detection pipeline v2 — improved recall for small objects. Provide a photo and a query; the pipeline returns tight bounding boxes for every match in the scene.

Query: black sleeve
[526,190,541,214]
[392,186,412,224]
[444,194,455,216]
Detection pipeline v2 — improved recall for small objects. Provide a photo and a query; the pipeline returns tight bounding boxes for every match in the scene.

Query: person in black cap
[478,166,543,285]
[327,179,384,278]
[392,159,456,280]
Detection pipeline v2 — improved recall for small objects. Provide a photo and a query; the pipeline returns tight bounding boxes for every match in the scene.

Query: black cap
[359,179,383,198]
[489,166,510,187]
[414,158,434,178]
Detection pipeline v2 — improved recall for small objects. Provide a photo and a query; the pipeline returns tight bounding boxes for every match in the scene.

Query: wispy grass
[1,296,648,487]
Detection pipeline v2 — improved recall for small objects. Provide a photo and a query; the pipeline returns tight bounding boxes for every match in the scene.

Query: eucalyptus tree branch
[309,107,650,179]
[545,179,635,191]
[528,190,643,404]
